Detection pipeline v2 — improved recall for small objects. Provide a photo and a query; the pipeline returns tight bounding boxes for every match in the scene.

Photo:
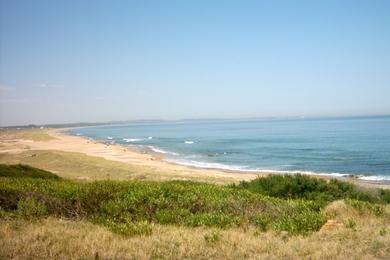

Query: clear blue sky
[1,0,389,126]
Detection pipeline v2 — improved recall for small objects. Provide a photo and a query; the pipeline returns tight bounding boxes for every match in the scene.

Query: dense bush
[233,174,384,203]
[0,169,326,236]
[346,199,385,217]
[274,208,326,235]
[17,198,48,218]
[1,165,388,237]
[380,189,390,203]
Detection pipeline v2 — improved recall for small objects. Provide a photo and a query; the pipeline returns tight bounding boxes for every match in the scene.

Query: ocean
[68,116,390,181]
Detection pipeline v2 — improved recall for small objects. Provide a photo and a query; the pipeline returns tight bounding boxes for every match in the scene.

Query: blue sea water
[68,116,390,181]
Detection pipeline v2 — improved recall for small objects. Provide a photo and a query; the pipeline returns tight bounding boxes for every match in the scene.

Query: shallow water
[68,116,390,180]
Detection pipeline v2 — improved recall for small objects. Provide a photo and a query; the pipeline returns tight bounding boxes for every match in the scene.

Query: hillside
[1,164,389,259]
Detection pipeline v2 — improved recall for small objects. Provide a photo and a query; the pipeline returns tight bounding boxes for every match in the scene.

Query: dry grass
[0,129,56,142]
[1,201,389,260]
[0,150,234,184]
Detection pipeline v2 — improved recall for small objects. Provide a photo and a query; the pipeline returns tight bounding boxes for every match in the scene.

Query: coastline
[63,128,390,182]
[1,127,390,188]
[56,128,263,182]
[0,128,260,182]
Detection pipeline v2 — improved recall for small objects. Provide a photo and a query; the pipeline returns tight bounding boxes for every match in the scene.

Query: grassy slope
[0,150,235,184]
[1,165,390,259]
[0,164,60,179]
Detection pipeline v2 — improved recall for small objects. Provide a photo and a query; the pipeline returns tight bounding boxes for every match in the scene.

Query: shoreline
[1,127,389,188]
[61,128,390,187]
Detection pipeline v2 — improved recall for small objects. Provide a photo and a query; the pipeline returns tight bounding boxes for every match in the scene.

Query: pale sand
[1,128,389,188]
[0,128,262,182]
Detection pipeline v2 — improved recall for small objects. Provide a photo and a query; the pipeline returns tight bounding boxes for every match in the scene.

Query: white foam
[184,141,194,144]
[166,159,249,171]
[123,138,143,142]
[164,159,390,181]
[148,146,179,156]
[358,175,390,181]
[148,136,153,139]
[107,136,113,140]
[76,133,83,136]
[316,172,351,178]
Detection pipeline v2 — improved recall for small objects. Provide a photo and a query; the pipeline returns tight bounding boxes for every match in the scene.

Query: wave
[184,141,194,144]
[107,136,113,140]
[123,137,153,142]
[123,138,143,142]
[357,175,390,181]
[148,146,179,156]
[165,158,390,181]
[166,158,249,171]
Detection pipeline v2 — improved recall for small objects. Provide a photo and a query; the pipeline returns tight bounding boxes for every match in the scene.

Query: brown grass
[0,129,56,142]
[1,201,389,259]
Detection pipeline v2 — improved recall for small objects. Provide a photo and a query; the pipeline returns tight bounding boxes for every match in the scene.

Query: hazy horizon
[3,113,390,128]
[1,0,390,126]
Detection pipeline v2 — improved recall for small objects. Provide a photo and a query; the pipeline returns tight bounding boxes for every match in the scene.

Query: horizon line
[2,113,390,129]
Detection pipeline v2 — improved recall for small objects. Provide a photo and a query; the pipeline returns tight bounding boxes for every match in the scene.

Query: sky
[0,0,390,126]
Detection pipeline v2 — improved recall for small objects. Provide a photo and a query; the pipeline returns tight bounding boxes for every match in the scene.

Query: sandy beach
[0,127,388,189]
[0,128,263,183]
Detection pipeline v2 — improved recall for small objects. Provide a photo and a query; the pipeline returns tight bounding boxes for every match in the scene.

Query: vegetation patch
[233,174,388,204]
[346,199,385,217]
[204,230,221,244]
[1,164,389,238]
[0,164,60,179]
[17,198,48,219]
[274,206,326,235]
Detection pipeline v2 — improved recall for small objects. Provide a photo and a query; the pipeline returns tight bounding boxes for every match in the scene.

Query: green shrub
[345,218,357,231]
[156,208,191,225]
[204,230,221,244]
[253,214,271,232]
[234,174,385,204]
[17,198,47,218]
[0,206,6,218]
[186,212,244,228]
[102,219,153,237]
[0,176,325,235]
[346,199,384,217]
[274,209,326,235]
[0,164,60,179]
[379,189,390,203]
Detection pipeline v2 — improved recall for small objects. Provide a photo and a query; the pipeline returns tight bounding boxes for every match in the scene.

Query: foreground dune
[1,201,389,259]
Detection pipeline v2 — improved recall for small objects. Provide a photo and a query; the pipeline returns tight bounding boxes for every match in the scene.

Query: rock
[320,219,344,232]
